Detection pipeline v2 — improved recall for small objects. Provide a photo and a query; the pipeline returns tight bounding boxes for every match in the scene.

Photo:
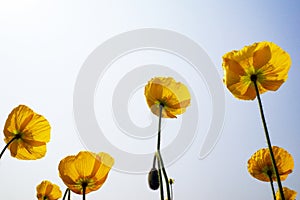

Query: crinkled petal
[8,139,47,160]
[74,151,97,178]
[93,152,114,180]
[3,105,50,160]
[144,77,191,118]
[58,155,79,185]
[222,41,291,100]
[58,151,114,195]
[253,43,271,69]
[247,146,294,182]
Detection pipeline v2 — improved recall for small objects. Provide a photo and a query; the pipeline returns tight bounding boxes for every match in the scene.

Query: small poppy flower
[276,187,297,200]
[58,151,114,195]
[36,180,62,200]
[222,41,291,100]
[3,105,51,160]
[144,77,191,118]
[247,146,294,182]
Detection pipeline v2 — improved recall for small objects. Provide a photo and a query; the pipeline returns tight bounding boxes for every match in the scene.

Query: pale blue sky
[0,0,299,199]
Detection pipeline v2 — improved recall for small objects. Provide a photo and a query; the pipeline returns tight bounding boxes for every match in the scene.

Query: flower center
[267,169,273,177]
[82,181,88,188]
[250,74,257,82]
[15,133,22,139]
[159,102,165,107]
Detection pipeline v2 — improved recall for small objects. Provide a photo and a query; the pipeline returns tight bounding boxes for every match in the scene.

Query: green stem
[68,189,71,200]
[82,184,86,200]
[267,171,276,200]
[156,153,164,200]
[170,179,174,200]
[155,104,172,199]
[157,104,163,151]
[152,154,157,168]
[62,189,70,200]
[252,77,285,200]
[157,150,171,200]
[0,136,18,159]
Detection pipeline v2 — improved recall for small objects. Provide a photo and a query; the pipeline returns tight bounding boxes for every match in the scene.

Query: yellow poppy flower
[58,151,114,195]
[276,187,297,200]
[222,41,291,100]
[36,180,62,200]
[144,77,191,118]
[247,146,294,182]
[3,105,51,160]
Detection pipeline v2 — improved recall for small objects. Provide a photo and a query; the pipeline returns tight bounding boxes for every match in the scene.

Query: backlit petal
[58,151,114,195]
[144,77,191,118]
[276,187,297,200]
[253,43,271,69]
[3,105,51,160]
[36,180,62,200]
[247,146,294,182]
[222,41,291,100]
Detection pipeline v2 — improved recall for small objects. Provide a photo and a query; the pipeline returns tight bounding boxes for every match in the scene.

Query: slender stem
[68,189,71,200]
[0,136,18,159]
[152,154,157,168]
[154,104,172,199]
[62,189,70,200]
[156,153,164,200]
[170,179,174,200]
[157,150,171,200]
[267,171,276,200]
[157,104,163,150]
[252,77,285,200]
[82,184,86,200]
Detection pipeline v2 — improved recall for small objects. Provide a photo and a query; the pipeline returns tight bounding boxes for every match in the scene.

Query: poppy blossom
[144,77,191,118]
[36,180,62,200]
[58,151,114,195]
[247,146,294,182]
[3,105,51,160]
[222,41,291,100]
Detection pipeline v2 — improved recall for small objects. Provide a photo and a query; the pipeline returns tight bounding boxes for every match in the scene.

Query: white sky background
[0,0,299,199]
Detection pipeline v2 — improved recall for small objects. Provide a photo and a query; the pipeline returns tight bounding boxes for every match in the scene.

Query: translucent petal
[144,77,191,118]
[247,146,294,182]
[253,43,271,69]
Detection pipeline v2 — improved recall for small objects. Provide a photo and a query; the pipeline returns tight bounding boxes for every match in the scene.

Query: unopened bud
[148,168,159,190]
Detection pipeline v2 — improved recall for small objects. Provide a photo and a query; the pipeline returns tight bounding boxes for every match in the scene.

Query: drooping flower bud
[148,167,159,190]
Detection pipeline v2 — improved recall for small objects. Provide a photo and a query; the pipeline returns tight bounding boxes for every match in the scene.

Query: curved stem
[154,104,172,199]
[156,153,164,200]
[62,188,70,200]
[0,136,18,159]
[252,78,285,200]
[267,171,276,200]
[157,150,171,200]
[152,154,157,168]
[68,189,71,200]
[170,179,174,200]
